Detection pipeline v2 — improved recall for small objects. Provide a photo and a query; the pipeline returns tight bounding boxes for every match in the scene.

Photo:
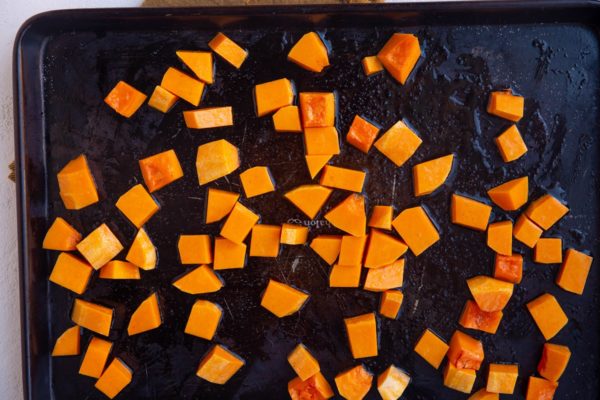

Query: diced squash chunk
[451,194,492,231]
[443,362,476,394]
[329,263,361,288]
[364,259,405,292]
[197,344,245,384]
[261,279,309,318]
[184,106,233,129]
[304,127,341,155]
[49,252,93,294]
[459,300,503,334]
[254,78,294,116]
[288,32,330,73]
[214,237,247,270]
[467,276,513,312]
[240,166,275,198]
[43,217,81,251]
[556,248,593,295]
[377,365,410,400]
[346,115,380,153]
[368,206,393,230]
[514,214,543,248]
[95,358,132,399]
[220,202,259,243]
[526,194,569,230]
[413,154,454,196]
[448,330,484,370]
[338,235,367,265]
[535,238,562,264]
[288,344,320,381]
[250,225,281,257]
[104,81,147,118]
[289,372,334,400]
[538,343,571,382]
[319,165,366,193]
[300,92,335,128]
[139,149,184,192]
[72,299,113,336]
[280,224,309,245]
[392,206,439,256]
[526,376,558,400]
[196,139,240,185]
[414,329,449,369]
[205,188,239,223]
[209,33,248,69]
[362,56,384,76]
[274,105,303,133]
[176,50,213,84]
[374,120,422,167]
[494,254,523,284]
[487,221,513,256]
[325,194,366,237]
[126,228,156,270]
[79,337,112,378]
[57,154,99,210]
[469,389,499,400]
[99,260,140,280]
[379,290,404,319]
[116,184,159,228]
[148,85,178,113]
[527,293,568,340]
[335,365,373,400]
[364,230,407,268]
[495,125,527,162]
[52,326,80,356]
[185,299,222,340]
[487,176,528,211]
[377,33,421,84]
[161,67,204,106]
[77,224,123,269]
[128,293,161,336]
[487,90,524,122]
[305,156,332,180]
[285,185,333,219]
[310,235,342,265]
[173,264,223,293]
[178,235,212,264]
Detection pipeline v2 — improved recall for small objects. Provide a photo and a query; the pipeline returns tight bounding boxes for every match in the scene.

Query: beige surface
[143,0,383,6]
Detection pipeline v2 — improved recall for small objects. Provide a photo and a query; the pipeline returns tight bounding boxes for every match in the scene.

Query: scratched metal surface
[15,4,600,400]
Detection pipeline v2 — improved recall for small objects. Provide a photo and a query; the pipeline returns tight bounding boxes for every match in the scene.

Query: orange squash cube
[280,224,309,245]
[254,78,294,116]
[392,206,439,256]
[374,120,422,167]
[346,115,380,153]
[487,221,513,256]
[161,67,204,106]
[285,184,333,219]
[126,228,156,270]
[459,300,503,334]
[209,33,247,69]
[304,127,341,155]
[173,264,223,293]
[556,248,593,295]
[76,224,123,269]
[205,188,239,223]
[300,92,335,128]
[487,176,528,211]
[220,202,259,243]
[99,260,140,280]
[414,329,449,369]
[288,32,329,73]
[377,365,410,400]
[104,81,147,118]
[176,50,213,84]
[379,290,404,319]
[443,362,477,394]
[377,33,421,84]
[526,376,558,400]
[274,105,302,133]
[79,336,112,378]
[413,154,454,196]
[364,229,407,268]
[57,154,99,210]
[177,235,212,264]
[288,372,334,400]
[329,263,362,288]
[469,389,499,400]
[364,259,405,292]
[185,299,222,340]
[139,149,184,192]
[116,184,159,228]
[319,165,366,193]
[335,365,373,400]
[451,194,492,231]
[495,125,528,162]
[71,299,113,336]
[147,85,178,113]
[324,194,366,237]
[197,345,245,384]
[526,194,569,230]
[362,56,384,76]
[494,254,523,284]
[487,90,524,122]
[288,343,320,381]
[52,326,80,356]
[49,252,93,294]
[368,205,393,230]
[261,279,309,318]
[486,364,519,395]
[43,217,81,251]
[527,293,568,340]
[127,293,161,336]
[184,106,233,129]
[448,330,484,370]
[310,235,342,265]
[213,237,247,270]
[514,214,543,248]
[338,235,367,265]
[467,276,513,312]
[94,358,132,399]
[240,166,275,198]
[538,343,571,382]
[250,225,281,257]
[196,139,240,185]
[534,238,562,264]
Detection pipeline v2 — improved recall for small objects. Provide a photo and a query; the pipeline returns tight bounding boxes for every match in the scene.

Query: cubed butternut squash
[148,85,178,113]
[448,330,484,370]
[288,32,330,73]
[99,260,140,280]
[364,259,405,292]
[310,235,342,265]
[413,154,454,196]
[305,155,331,179]
[126,228,156,270]
[280,224,309,245]
[285,184,333,219]
[161,67,204,106]
[487,176,528,211]
[261,280,309,318]
[459,300,503,334]
[538,343,571,382]
[487,221,513,256]
[184,106,233,129]
[556,248,593,295]
[335,365,373,400]
[127,292,161,336]
[467,276,514,312]
[487,90,524,122]
[104,81,147,118]
[176,50,213,84]
[288,372,334,400]
[185,299,222,340]
[94,358,132,399]
[178,235,212,265]
[414,329,449,369]
[250,225,281,257]
[329,263,362,288]
[173,265,223,293]
[527,293,568,340]
[71,299,113,336]
[319,165,366,193]
[52,325,80,356]
[534,238,562,264]
[362,56,384,76]
[205,187,240,224]
[364,230,407,268]
[300,92,335,128]
[209,33,248,69]
[274,105,303,133]
[197,344,245,384]
[374,120,422,167]
[214,237,247,270]
[49,252,93,294]
[443,362,476,394]
[339,235,367,266]
[377,33,421,84]
[469,389,499,400]
[526,194,569,230]
[139,149,184,192]
[57,154,99,210]
[494,254,523,284]
[116,184,159,229]
[495,125,527,162]
[346,115,380,153]
[196,139,240,185]
[254,78,294,117]
[240,166,275,198]
[304,127,341,155]
[514,214,543,248]
[451,194,492,231]
[368,205,393,230]
[43,217,81,251]
[288,343,320,381]
[379,290,404,319]
[76,224,123,270]
[392,206,439,256]
[526,376,558,400]
[220,202,259,243]
[377,365,410,400]
[324,194,366,237]
[79,336,112,378]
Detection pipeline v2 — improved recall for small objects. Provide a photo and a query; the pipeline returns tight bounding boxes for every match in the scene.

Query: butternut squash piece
[240,166,275,198]
[364,230,407,268]
[469,389,499,400]
[325,194,366,237]
[368,205,393,230]
[209,33,248,69]
[104,81,147,118]
[339,235,367,265]
[300,92,335,128]
[261,279,309,317]
[329,263,361,288]
[535,238,562,264]
[176,50,213,84]
[280,223,309,245]
[377,33,420,84]
[443,362,476,394]
[197,345,245,384]
[487,90,524,122]
[79,337,112,378]
[288,32,330,73]
[148,85,178,113]
[185,299,222,340]
[377,365,410,400]
[196,139,240,185]
[494,254,523,284]
[126,228,156,270]
[76,224,123,270]
[467,276,513,312]
[495,125,527,162]
[413,154,454,196]
[538,343,571,382]
[304,127,341,155]
[514,214,543,248]
[379,290,404,319]
[71,299,113,336]
[527,293,568,340]
[250,225,281,257]
[362,56,384,76]
[52,326,80,356]
[335,365,373,400]
[556,248,593,295]
[459,300,503,334]
[310,235,342,265]
[487,176,528,211]
[414,329,449,369]
[57,154,99,210]
[173,265,223,293]
[289,372,334,400]
[254,78,294,116]
[487,364,518,394]
[364,259,405,292]
[319,165,366,192]
[177,234,212,265]
[346,115,380,153]
[526,194,569,230]
[344,314,378,355]
[487,221,513,256]
[392,206,439,256]
[274,105,302,133]
[99,260,140,280]
[161,67,204,106]
[184,106,233,129]
[374,120,422,167]
[213,237,247,270]
[451,194,492,231]
[95,358,132,399]
[116,184,159,228]
[127,293,161,336]
[205,188,239,223]
[448,330,484,370]
[285,185,333,219]
[43,217,81,251]
[220,202,259,243]
[288,343,320,381]
[526,376,558,400]
[49,252,93,294]
[139,149,184,192]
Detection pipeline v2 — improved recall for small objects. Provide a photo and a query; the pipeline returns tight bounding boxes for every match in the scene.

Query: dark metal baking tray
[13,1,600,399]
